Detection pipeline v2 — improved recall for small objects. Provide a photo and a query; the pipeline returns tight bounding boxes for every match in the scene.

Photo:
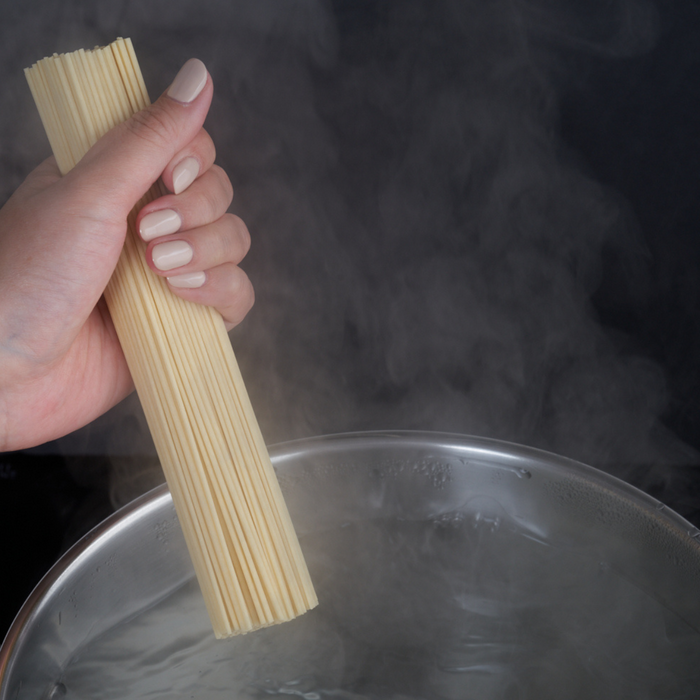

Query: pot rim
[2,429,699,682]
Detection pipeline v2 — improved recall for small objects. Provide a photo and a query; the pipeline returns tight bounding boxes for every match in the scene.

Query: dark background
[2,0,700,641]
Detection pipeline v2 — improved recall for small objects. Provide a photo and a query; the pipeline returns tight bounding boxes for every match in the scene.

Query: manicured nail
[172,157,199,195]
[167,58,207,104]
[139,209,182,241]
[152,240,193,271]
[167,271,206,289]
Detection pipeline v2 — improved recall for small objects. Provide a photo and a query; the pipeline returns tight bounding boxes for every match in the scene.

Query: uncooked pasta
[25,38,317,638]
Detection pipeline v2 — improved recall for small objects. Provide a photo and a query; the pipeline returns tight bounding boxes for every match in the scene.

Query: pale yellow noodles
[25,38,317,638]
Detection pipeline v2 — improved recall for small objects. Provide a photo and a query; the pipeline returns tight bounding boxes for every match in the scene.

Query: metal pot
[2,432,700,699]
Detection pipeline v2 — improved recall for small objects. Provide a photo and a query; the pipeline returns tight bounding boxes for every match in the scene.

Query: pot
[2,432,700,699]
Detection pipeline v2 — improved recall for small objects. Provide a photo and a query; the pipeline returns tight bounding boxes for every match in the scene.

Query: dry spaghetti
[25,38,317,638]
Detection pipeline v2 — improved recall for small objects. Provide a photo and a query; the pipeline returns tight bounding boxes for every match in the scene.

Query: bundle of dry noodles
[25,38,317,638]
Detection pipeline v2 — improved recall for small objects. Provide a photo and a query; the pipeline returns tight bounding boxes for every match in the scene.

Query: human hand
[0,59,254,452]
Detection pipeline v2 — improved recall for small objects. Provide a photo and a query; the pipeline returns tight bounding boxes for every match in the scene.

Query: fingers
[142,211,253,328]
[147,213,250,271]
[162,128,217,195]
[137,164,232,241]
[167,264,255,330]
[66,59,213,218]
[56,54,255,330]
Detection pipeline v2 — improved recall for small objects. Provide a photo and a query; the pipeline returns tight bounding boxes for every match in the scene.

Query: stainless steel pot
[2,432,700,699]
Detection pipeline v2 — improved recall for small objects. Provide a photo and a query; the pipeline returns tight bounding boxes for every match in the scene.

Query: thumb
[66,58,213,216]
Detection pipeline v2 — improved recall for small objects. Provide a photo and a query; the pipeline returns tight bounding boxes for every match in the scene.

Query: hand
[0,59,254,452]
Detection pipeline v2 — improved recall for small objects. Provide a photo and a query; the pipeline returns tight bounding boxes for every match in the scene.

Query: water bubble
[431,510,467,528]
[464,495,508,533]
[516,468,532,480]
[474,511,501,532]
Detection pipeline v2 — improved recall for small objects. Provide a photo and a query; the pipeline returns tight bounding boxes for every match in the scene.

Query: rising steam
[0,0,695,507]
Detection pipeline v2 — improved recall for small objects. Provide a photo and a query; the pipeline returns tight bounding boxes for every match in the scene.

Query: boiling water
[56,507,700,700]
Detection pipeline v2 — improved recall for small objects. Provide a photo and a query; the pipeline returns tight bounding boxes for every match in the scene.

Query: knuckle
[217,214,248,265]
[203,187,223,224]
[221,267,255,328]
[233,215,251,256]
[123,106,179,150]
[234,274,255,318]
[199,128,217,163]
[231,266,253,300]
[189,184,220,228]
[241,273,255,311]
[212,164,234,206]
[187,167,233,225]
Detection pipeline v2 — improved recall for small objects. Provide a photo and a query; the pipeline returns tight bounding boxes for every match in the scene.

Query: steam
[0,0,695,508]
[219,0,693,478]
[58,501,700,697]
[517,0,659,56]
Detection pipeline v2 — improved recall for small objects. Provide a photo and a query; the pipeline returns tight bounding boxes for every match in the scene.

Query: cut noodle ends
[25,38,317,638]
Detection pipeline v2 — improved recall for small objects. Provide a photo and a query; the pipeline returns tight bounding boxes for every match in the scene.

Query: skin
[0,63,253,452]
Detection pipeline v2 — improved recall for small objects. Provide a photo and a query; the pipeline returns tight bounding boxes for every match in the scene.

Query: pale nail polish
[167,271,206,289]
[139,209,182,241]
[172,157,199,194]
[167,58,207,103]
[152,240,193,271]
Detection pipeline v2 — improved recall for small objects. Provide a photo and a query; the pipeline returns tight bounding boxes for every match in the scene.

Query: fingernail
[139,209,182,241]
[152,240,193,271]
[167,271,206,289]
[172,157,199,194]
[167,58,207,104]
